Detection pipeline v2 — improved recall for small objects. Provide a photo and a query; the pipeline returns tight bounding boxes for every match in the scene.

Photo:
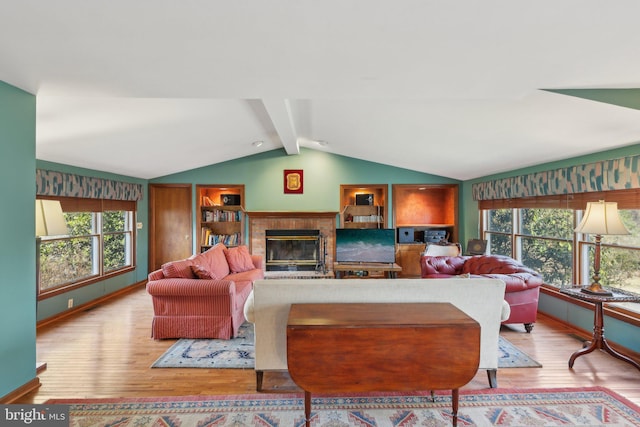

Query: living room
[3,3,640,423]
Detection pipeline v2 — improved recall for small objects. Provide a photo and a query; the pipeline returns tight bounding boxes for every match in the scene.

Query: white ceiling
[3,1,640,180]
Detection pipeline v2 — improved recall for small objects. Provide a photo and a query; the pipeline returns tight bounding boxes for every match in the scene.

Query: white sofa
[244,278,510,391]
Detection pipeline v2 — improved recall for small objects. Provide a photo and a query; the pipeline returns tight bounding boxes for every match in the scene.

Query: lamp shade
[35,200,68,237]
[574,200,629,236]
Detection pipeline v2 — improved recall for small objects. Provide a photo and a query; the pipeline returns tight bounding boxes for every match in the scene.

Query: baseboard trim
[0,377,41,404]
[37,280,146,329]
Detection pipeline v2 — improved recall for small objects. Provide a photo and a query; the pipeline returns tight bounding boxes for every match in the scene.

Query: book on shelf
[201,196,215,206]
[202,209,242,222]
[206,232,240,247]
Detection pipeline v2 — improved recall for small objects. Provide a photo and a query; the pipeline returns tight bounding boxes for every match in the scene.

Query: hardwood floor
[16,284,640,405]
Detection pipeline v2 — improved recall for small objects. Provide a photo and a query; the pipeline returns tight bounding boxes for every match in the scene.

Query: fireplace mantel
[247,211,338,273]
[246,211,338,219]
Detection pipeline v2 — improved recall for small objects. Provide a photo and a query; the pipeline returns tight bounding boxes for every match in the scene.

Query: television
[335,228,396,264]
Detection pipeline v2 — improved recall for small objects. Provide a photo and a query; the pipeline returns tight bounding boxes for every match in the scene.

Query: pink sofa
[421,254,543,333]
[146,243,264,339]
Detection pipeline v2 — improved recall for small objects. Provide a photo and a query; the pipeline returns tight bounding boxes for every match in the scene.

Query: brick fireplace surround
[247,211,338,273]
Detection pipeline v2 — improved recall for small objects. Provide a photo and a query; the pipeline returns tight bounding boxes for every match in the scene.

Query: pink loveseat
[146,243,264,339]
[421,254,543,333]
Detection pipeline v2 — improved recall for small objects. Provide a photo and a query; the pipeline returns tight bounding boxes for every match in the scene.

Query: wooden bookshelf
[339,184,387,228]
[197,185,245,252]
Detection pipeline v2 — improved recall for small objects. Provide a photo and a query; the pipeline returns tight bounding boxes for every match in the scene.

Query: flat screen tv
[335,228,396,263]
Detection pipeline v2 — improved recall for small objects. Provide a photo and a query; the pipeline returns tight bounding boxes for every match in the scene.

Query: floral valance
[472,155,640,201]
[36,169,143,201]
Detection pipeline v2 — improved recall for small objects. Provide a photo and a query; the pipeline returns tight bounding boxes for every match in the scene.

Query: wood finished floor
[16,284,640,405]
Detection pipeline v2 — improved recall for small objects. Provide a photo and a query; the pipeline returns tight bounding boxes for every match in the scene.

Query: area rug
[151,322,541,369]
[46,387,640,426]
[497,336,542,368]
[151,322,254,368]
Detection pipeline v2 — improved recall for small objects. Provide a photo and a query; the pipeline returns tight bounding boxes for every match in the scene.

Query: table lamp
[574,200,629,296]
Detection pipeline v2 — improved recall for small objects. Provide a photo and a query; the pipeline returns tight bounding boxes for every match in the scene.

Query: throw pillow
[191,264,214,279]
[161,259,195,279]
[192,243,230,279]
[224,245,255,273]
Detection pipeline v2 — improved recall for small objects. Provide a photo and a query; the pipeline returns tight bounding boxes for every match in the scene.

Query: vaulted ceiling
[2,1,640,180]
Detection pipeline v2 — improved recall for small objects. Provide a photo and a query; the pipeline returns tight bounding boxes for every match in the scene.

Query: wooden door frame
[148,183,193,273]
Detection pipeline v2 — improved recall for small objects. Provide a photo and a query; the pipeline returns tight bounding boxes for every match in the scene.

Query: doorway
[148,184,193,272]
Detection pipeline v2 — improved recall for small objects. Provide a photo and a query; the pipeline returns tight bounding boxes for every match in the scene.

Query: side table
[286,302,480,427]
[560,287,640,371]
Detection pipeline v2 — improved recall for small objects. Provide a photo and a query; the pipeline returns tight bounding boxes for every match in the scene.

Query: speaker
[355,193,374,205]
[398,227,414,243]
[220,194,241,206]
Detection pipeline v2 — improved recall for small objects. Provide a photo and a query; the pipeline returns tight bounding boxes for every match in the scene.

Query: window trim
[480,189,640,321]
[37,196,137,300]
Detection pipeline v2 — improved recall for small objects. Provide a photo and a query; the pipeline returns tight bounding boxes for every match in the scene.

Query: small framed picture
[284,169,303,194]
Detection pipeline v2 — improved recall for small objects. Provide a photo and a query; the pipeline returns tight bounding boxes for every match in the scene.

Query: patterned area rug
[151,322,541,369]
[151,322,254,368]
[498,335,542,368]
[47,387,640,426]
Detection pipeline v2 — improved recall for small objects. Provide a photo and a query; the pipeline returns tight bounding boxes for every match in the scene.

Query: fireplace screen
[265,229,324,272]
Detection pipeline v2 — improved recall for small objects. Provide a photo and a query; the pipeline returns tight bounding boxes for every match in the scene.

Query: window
[479,190,640,316]
[577,208,640,295]
[38,197,135,297]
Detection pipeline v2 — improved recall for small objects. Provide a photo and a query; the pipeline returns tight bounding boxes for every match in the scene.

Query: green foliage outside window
[485,207,640,296]
[39,209,132,293]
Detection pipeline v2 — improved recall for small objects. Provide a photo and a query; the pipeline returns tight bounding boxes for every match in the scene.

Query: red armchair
[421,254,543,333]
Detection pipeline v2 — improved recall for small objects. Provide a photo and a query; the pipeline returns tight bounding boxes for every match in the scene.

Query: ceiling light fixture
[252,141,263,148]
[316,140,329,146]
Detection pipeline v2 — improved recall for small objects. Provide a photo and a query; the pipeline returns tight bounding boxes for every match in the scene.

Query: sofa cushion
[224,245,255,273]
[462,255,526,275]
[161,259,195,279]
[421,255,466,276]
[192,243,230,279]
[191,264,214,279]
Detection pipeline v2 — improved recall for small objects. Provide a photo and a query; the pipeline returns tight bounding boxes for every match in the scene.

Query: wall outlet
[67,298,74,309]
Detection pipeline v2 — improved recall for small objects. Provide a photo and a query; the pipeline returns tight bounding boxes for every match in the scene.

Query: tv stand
[333,262,402,279]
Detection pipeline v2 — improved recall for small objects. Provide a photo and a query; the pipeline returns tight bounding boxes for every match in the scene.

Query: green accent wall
[152,148,461,240]
[544,89,640,111]
[34,161,149,322]
[0,81,37,399]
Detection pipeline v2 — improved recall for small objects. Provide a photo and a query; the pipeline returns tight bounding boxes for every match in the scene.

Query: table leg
[569,301,640,371]
[452,388,459,426]
[304,390,311,427]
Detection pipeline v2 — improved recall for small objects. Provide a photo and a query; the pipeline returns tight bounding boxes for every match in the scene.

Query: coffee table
[286,302,480,426]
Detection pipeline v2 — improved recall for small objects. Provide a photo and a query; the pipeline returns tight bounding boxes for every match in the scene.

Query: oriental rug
[150,322,541,369]
[46,387,640,426]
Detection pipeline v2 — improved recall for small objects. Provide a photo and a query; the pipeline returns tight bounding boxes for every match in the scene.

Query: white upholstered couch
[244,278,510,391]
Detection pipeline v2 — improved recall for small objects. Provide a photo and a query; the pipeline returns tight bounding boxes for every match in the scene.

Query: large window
[38,197,135,297]
[481,193,640,315]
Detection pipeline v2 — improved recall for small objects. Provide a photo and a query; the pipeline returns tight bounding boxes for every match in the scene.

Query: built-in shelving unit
[339,184,388,228]
[197,184,245,253]
[392,184,458,277]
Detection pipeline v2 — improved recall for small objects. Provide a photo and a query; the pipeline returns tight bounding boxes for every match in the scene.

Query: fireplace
[265,230,325,272]
[247,211,337,275]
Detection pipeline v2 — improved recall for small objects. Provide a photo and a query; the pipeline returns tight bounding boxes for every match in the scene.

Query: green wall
[152,148,461,242]
[0,82,37,398]
[34,161,149,322]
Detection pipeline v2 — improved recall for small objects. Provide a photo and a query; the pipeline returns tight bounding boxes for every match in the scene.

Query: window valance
[36,169,143,202]
[472,155,640,201]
